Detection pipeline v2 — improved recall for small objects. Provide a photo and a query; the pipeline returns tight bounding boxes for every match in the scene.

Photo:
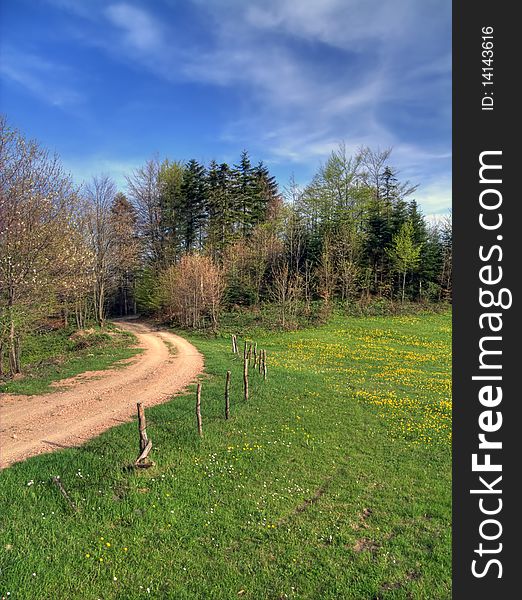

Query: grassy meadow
[0,311,451,599]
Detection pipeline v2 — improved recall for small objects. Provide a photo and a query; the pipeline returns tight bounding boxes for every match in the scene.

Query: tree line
[0,116,452,377]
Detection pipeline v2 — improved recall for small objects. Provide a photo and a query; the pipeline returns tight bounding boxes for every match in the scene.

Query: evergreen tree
[363,197,392,294]
[406,200,434,298]
[206,161,236,260]
[252,161,278,227]
[180,159,207,251]
[159,159,185,263]
[232,150,257,236]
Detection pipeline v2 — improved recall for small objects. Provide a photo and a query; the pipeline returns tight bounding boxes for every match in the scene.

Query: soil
[0,320,204,469]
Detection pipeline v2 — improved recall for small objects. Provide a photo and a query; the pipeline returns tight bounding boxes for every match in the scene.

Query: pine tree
[180,159,207,251]
[159,159,185,263]
[206,161,235,260]
[406,200,432,298]
[363,196,392,294]
[252,161,278,226]
[232,150,257,236]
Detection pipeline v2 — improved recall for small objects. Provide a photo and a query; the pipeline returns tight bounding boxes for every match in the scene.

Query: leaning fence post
[225,370,231,419]
[243,357,249,402]
[196,382,203,436]
[137,402,148,451]
[135,402,153,466]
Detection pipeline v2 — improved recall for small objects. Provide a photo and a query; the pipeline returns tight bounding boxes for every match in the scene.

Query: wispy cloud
[12,0,451,212]
[104,4,164,53]
[0,47,83,108]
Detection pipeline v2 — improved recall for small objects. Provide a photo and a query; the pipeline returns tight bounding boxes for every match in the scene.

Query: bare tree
[54,215,95,329]
[315,236,336,306]
[84,175,117,326]
[269,262,302,328]
[160,254,224,329]
[111,193,140,316]
[126,158,165,268]
[438,214,452,301]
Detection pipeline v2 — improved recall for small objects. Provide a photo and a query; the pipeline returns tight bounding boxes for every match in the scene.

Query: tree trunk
[98,281,105,327]
[123,273,129,316]
[14,337,21,373]
[8,318,17,376]
[402,271,406,303]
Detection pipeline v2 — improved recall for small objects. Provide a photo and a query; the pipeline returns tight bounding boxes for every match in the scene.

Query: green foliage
[388,221,422,276]
[121,144,451,310]
[134,268,161,314]
[225,280,258,307]
[2,114,452,363]
[158,159,185,263]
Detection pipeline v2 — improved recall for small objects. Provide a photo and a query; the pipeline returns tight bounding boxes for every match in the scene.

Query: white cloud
[104,4,163,53]
[0,47,83,108]
[39,0,451,212]
[415,178,452,216]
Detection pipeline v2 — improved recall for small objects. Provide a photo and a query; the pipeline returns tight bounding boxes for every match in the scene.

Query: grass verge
[0,324,141,395]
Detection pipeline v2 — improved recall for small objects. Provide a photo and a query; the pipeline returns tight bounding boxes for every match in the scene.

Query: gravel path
[0,320,204,469]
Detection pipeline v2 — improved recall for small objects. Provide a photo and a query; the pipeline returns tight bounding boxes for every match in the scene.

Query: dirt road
[0,320,204,469]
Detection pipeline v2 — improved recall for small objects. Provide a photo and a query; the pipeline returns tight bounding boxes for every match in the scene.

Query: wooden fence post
[137,402,148,452]
[243,341,247,360]
[135,403,153,466]
[253,343,258,367]
[225,370,231,419]
[196,382,203,436]
[258,348,263,373]
[243,357,249,402]
[263,350,267,380]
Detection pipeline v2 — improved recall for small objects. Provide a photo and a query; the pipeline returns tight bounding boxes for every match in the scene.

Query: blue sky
[0,0,451,216]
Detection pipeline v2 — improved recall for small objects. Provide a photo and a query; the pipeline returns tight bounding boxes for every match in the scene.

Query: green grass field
[0,312,451,599]
[0,325,141,395]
